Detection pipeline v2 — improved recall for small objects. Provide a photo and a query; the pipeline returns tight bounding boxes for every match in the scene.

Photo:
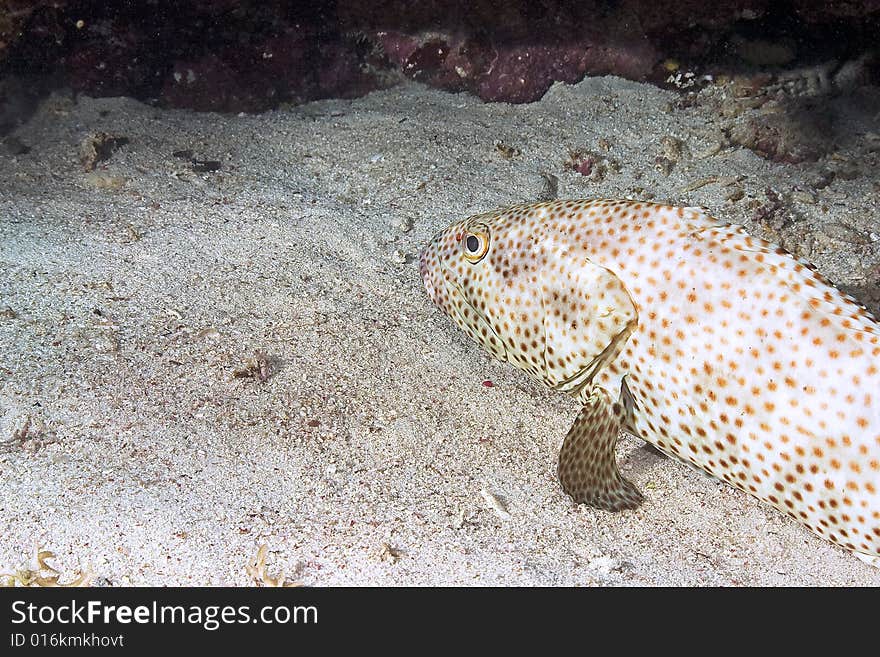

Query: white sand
[1,77,879,585]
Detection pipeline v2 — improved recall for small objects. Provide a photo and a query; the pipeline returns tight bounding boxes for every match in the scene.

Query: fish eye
[462,227,490,263]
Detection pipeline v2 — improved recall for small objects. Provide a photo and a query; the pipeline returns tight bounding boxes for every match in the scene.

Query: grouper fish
[419,199,880,565]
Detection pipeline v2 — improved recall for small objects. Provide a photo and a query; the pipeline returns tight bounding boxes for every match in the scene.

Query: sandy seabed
[1,76,879,585]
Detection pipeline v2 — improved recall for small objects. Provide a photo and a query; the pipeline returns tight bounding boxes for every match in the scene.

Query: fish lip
[419,244,440,306]
[418,246,428,286]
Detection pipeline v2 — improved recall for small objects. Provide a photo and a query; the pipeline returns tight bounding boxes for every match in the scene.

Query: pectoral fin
[558,387,643,511]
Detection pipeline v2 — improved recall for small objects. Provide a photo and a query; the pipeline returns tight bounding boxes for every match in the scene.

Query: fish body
[420,199,880,564]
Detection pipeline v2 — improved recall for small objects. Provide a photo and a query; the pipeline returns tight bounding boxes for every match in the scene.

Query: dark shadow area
[0,0,878,121]
[840,284,880,320]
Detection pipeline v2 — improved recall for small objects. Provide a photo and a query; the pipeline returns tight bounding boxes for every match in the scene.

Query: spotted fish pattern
[419,199,880,565]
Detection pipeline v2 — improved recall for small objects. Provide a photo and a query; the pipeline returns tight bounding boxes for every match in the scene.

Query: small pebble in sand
[724,186,745,203]
[232,350,272,382]
[537,172,559,202]
[480,489,511,520]
[659,135,683,161]
[790,190,816,205]
[654,156,674,176]
[79,132,129,172]
[375,543,402,563]
[83,172,127,190]
[587,555,619,576]
[494,140,521,159]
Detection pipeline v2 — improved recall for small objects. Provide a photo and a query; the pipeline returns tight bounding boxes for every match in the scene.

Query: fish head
[420,202,638,392]
[419,208,539,365]
[419,205,564,378]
